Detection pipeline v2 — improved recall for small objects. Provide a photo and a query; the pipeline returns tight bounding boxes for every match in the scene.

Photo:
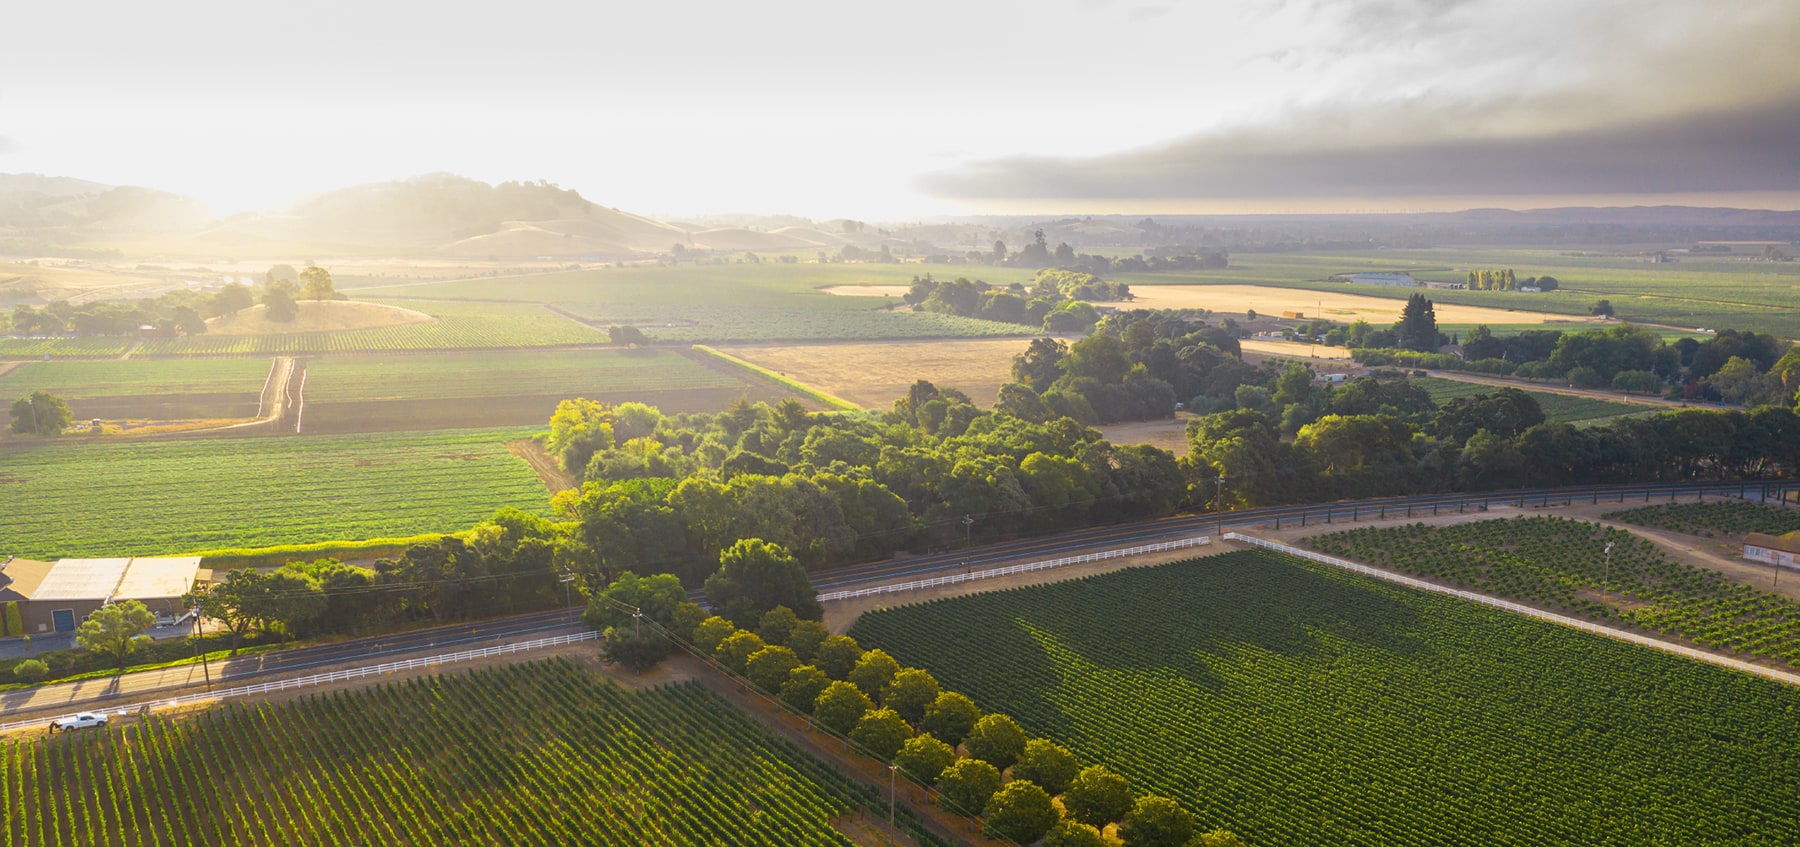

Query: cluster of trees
[187,508,574,650]
[1464,269,1558,291]
[3,264,338,336]
[541,394,1186,584]
[901,269,1129,333]
[1185,376,1800,505]
[9,391,74,435]
[585,565,1245,846]
[1358,323,1799,405]
[942,231,1228,276]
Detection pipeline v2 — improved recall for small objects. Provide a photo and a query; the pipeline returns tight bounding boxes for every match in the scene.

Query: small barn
[0,556,202,635]
[1744,531,1800,572]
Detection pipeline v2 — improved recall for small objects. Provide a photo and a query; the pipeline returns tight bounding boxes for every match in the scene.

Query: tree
[813,680,873,735]
[1194,831,1249,847]
[691,615,736,654]
[12,659,48,683]
[10,391,73,435]
[265,264,300,285]
[1591,299,1615,318]
[1043,821,1107,847]
[1012,337,1068,391]
[936,758,1001,818]
[847,648,900,698]
[601,624,670,671]
[881,668,940,723]
[264,278,300,322]
[713,630,766,675]
[921,690,981,746]
[815,634,864,679]
[608,325,651,346]
[300,266,335,301]
[76,600,156,671]
[1119,795,1193,847]
[1397,293,1438,352]
[849,707,912,760]
[963,713,1027,769]
[187,569,272,654]
[745,645,801,692]
[779,665,831,713]
[207,282,254,317]
[704,539,821,626]
[787,619,829,662]
[1013,738,1080,795]
[893,733,956,784]
[583,571,686,632]
[984,780,1059,843]
[993,240,1008,262]
[1062,764,1133,826]
[756,605,799,646]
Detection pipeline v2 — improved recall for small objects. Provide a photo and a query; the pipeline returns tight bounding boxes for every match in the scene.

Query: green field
[353,263,1039,342]
[0,337,134,359]
[0,358,271,399]
[1607,501,1800,538]
[849,550,1800,847]
[0,659,943,847]
[131,300,607,356]
[1309,517,1800,665]
[300,349,742,402]
[1409,376,1646,424]
[0,428,549,558]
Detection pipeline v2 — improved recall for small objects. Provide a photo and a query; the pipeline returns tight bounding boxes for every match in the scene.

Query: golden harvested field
[1095,284,1605,326]
[1240,339,1355,360]
[1097,415,1191,456]
[205,300,435,335]
[728,338,1029,408]
[818,284,910,297]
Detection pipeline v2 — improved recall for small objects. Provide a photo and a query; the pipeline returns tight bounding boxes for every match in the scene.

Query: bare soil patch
[206,300,434,335]
[730,339,1028,409]
[507,437,577,493]
[1097,414,1191,456]
[1093,284,1607,327]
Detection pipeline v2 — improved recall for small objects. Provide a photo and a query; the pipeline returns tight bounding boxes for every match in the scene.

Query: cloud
[924,0,1800,205]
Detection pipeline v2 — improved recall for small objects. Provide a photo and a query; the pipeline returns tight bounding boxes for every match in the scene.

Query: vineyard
[1408,377,1642,424]
[0,337,133,359]
[0,358,271,399]
[300,349,744,402]
[1307,517,1800,666]
[849,550,1800,847]
[1606,501,1800,538]
[0,428,549,558]
[131,301,605,356]
[0,659,943,846]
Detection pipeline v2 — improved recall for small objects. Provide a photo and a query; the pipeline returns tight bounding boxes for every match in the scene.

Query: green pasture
[0,427,550,558]
[131,300,607,356]
[1408,377,1646,424]
[0,358,272,399]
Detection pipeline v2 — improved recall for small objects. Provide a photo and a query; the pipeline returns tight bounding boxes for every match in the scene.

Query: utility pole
[1602,541,1615,603]
[559,574,576,609]
[961,514,974,549]
[889,764,897,825]
[27,397,40,435]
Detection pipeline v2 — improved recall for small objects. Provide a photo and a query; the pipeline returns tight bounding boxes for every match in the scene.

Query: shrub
[12,659,48,683]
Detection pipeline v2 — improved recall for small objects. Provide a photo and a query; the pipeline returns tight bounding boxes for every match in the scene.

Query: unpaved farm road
[187,355,297,434]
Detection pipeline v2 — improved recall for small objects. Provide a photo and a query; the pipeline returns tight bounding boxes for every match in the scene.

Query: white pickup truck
[49,712,108,732]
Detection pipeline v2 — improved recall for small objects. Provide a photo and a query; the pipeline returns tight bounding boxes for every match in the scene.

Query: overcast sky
[3,0,1797,218]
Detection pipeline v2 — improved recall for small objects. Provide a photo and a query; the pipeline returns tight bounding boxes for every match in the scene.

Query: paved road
[1,609,582,717]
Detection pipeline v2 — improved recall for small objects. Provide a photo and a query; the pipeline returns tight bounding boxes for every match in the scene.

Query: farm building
[0,555,201,635]
[1744,532,1800,572]
[1346,272,1417,287]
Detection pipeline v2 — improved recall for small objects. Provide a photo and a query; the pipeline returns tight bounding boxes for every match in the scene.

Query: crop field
[727,338,1030,408]
[1308,517,1800,666]
[1408,377,1644,424]
[301,349,742,402]
[1607,501,1800,538]
[1092,283,1607,328]
[0,337,133,359]
[0,659,940,847]
[0,428,549,558]
[0,358,270,399]
[351,263,1039,342]
[132,300,606,356]
[849,550,1800,847]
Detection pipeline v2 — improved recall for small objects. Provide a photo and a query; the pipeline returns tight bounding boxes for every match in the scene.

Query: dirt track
[508,438,577,493]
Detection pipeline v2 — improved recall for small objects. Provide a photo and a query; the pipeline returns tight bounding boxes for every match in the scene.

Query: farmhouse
[1346,272,1417,287]
[0,555,201,635]
[1744,532,1800,572]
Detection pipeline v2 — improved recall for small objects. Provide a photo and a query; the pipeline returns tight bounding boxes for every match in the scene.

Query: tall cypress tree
[1399,293,1438,352]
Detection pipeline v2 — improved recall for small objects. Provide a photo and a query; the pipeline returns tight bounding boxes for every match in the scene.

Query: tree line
[4,264,337,337]
[903,268,1131,333]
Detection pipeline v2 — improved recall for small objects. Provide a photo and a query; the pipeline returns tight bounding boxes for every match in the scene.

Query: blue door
[52,609,76,632]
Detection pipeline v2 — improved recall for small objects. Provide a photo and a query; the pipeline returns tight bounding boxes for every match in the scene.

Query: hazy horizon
[4,0,1798,220]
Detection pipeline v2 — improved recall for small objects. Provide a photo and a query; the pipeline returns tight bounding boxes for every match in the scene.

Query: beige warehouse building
[0,556,201,635]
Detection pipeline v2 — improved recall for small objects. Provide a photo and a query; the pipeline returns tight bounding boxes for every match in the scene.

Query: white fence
[818,536,1210,602]
[1224,532,1800,688]
[1,630,599,735]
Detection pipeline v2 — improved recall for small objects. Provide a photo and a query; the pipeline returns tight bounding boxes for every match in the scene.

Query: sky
[2,0,1797,219]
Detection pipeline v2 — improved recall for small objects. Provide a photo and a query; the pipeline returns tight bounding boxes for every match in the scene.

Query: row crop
[0,659,931,846]
[848,550,1800,847]
[132,301,605,356]
[1307,516,1800,666]
[1606,501,1800,539]
[300,349,741,402]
